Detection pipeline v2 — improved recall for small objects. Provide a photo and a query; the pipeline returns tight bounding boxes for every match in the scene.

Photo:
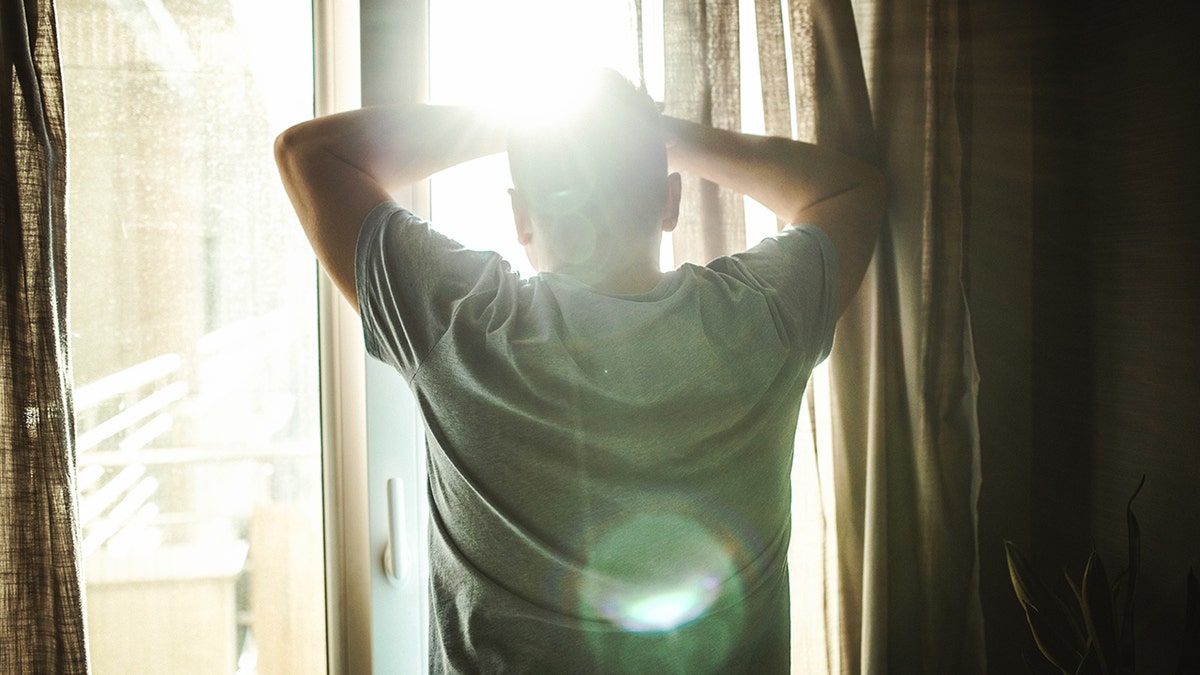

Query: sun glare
[430,0,641,109]
[483,65,599,135]
[428,0,660,276]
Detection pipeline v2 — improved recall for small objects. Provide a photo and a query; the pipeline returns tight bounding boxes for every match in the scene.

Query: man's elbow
[852,165,887,254]
[274,123,310,178]
[273,123,325,237]
[274,122,329,207]
[831,168,886,317]
[273,128,290,167]
[858,167,887,271]
[862,165,888,229]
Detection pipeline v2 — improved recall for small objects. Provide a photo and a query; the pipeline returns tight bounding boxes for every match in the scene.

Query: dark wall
[971,2,1200,672]
[1040,5,1200,672]
[967,2,1033,672]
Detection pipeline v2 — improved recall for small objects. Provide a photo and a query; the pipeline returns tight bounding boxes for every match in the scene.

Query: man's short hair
[507,69,667,235]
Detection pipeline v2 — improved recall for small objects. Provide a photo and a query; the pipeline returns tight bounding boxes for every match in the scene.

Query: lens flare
[579,512,740,633]
[602,574,722,632]
[575,510,748,673]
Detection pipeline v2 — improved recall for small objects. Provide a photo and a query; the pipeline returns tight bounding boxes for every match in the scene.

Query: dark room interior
[969,2,1199,671]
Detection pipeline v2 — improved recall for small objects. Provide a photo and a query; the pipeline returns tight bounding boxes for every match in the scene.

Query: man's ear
[660,172,682,232]
[509,188,533,245]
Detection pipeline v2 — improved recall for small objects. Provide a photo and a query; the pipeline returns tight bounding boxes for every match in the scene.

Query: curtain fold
[820,0,985,671]
[663,0,745,264]
[670,0,984,670]
[0,0,88,672]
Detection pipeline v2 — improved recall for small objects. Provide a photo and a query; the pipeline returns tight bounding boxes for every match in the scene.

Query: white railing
[75,353,186,555]
[74,308,310,555]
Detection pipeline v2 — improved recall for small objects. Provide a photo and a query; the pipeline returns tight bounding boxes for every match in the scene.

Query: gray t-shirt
[356,201,839,674]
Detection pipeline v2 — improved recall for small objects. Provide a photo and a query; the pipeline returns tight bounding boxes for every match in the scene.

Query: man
[275,70,884,673]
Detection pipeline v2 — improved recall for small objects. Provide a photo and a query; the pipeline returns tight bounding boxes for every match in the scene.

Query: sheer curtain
[663,0,745,263]
[662,0,985,671]
[0,0,89,672]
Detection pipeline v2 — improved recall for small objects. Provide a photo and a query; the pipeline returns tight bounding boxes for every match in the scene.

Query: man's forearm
[662,116,882,227]
[277,105,506,194]
[274,105,506,311]
[662,116,885,315]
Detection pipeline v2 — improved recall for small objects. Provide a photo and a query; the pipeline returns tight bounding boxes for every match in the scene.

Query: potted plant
[1005,478,1199,674]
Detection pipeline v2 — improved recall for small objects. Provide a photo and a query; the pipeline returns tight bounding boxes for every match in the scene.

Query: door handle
[382,477,409,587]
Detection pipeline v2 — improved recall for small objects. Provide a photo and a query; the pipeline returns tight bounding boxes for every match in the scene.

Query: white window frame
[313,0,369,670]
[317,0,431,672]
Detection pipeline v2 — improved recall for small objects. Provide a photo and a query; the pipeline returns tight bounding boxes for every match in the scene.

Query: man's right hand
[660,115,885,316]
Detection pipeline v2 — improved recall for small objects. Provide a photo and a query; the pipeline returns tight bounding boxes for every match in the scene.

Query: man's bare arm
[662,117,885,316]
[274,105,506,312]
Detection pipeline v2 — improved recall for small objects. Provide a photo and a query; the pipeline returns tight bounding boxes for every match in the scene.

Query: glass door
[59,1,325,672]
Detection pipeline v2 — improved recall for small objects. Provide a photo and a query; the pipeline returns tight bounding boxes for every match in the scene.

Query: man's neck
[551,262,665,295]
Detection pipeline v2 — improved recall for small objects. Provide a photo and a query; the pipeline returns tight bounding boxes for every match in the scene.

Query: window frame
[318,0,432,672]
[313,0,369,671]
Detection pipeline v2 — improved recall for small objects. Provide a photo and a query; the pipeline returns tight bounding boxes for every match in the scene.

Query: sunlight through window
[429,0,661,276]
[59,1,324,672]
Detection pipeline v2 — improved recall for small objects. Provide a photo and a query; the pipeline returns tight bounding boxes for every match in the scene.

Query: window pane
[59,1,324,673]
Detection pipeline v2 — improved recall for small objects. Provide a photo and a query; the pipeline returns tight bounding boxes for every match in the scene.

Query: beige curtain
[0,0,89,672]
[826,0,985,671]
[663,0,746,264]
[664,0,985,671]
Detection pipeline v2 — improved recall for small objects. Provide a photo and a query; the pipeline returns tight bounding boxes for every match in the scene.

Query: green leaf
[1122,476,1145,669]
[1006,541,1085,672]
[1178,569,1199,675]
[1061,569,1090,648]
[1082,553,1119,675]
[1007,540,1045,612]
[1075,646,1102,675]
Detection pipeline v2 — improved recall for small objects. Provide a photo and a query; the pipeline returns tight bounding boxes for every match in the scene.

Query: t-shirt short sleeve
[717,223,840,365]
[355,201,508,379]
